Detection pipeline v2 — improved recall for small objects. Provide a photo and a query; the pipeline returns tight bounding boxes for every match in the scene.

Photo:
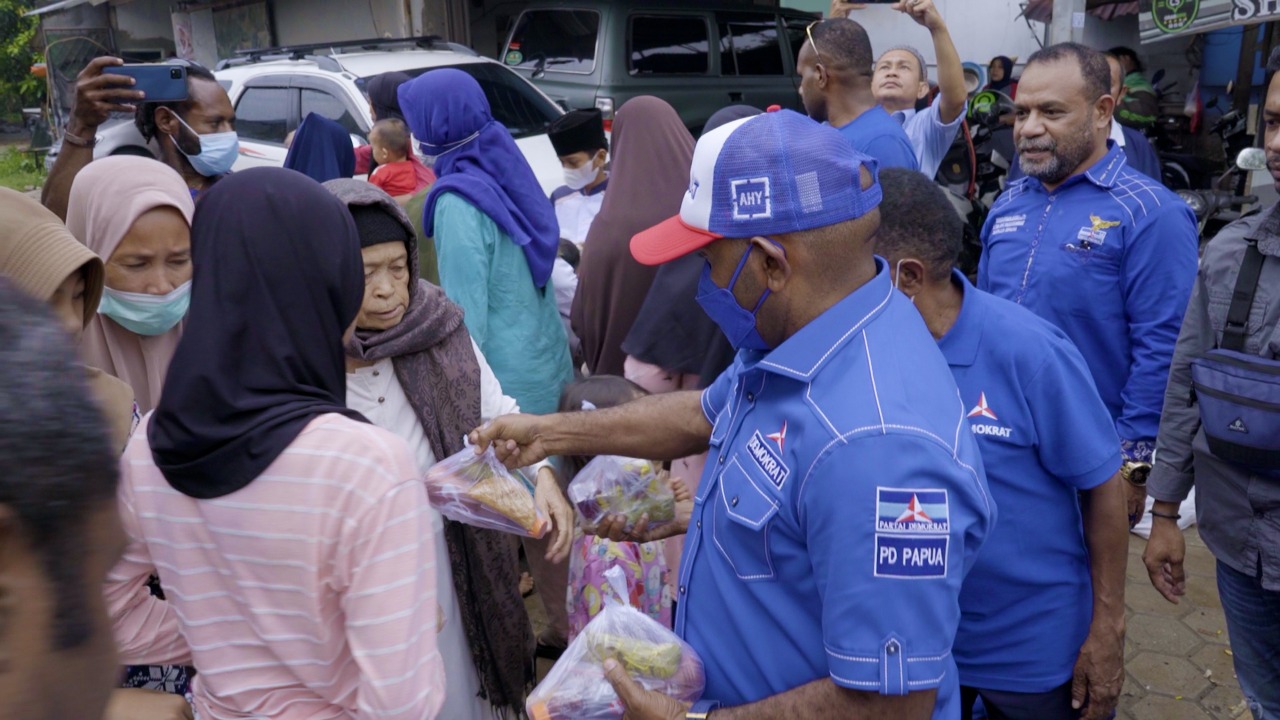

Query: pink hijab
[67,157,195,413]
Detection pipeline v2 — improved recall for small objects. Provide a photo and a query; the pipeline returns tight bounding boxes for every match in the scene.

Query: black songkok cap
[548,108,607,157]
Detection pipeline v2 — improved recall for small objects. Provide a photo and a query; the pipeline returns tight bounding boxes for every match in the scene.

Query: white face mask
[563,162,600,191]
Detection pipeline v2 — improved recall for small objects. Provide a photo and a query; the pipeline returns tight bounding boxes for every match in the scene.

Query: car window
[361,62,561,140]
[505,9,600,74]
[784,17,811,66]
[718,14,785,76]
[301,88,365,139]
[235,87,291,144]
[630,15,710,75]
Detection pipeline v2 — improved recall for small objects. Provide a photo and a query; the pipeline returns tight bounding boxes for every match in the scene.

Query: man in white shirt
[835,0,967,179]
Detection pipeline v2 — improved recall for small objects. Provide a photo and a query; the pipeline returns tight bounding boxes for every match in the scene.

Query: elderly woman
[67,156,194,413]
[105,168,446,719]
[325,178,572,718]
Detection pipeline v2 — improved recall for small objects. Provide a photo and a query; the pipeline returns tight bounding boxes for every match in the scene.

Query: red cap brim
[630,215,723,266]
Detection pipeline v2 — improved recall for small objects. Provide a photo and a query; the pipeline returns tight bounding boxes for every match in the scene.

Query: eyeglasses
[805,20,826,65]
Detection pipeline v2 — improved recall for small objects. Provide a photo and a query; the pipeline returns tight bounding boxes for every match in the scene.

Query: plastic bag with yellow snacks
[527,567,704,719]
[424,440,549,538]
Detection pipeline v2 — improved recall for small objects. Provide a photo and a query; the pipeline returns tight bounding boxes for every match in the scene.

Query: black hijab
[149,168,367,499]
[367,71,412,122]
[987,56,1016,93]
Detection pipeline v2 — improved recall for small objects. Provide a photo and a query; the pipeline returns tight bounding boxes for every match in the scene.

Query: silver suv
[70,37,567,193]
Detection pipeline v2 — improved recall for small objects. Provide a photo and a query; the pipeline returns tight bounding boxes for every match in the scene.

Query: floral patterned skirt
[566,531,672,641]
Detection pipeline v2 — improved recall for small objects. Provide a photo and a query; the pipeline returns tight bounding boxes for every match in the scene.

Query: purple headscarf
[398,68,558,289]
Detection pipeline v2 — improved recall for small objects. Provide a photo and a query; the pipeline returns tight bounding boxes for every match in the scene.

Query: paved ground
[1121,528,1250,719]
[528,527,1251,718]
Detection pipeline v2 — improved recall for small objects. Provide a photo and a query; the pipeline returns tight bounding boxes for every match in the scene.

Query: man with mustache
[978,43,1198,529]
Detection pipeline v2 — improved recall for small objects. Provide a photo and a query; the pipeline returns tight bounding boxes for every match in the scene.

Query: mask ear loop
[893,259,919,305]
[741,237,787,314]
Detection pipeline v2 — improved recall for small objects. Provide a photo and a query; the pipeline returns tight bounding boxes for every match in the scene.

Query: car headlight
[1177,190,1206,218]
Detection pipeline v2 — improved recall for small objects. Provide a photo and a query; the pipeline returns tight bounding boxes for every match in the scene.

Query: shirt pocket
[712,456,780,582]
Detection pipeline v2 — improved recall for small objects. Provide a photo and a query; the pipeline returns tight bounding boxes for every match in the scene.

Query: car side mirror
[1236,148,1268,172]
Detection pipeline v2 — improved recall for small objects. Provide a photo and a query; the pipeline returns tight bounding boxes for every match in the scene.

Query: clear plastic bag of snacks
[424,440,548,538]
[567,456,676,532]
[526,567,705,720]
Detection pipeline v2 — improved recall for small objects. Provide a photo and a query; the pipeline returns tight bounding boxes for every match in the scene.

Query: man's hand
[896,0,945,31]
[1071,622,1125,720]
[1142,507,1187,603]
[71,56,145,135]
[1124,480,1147,528]
[469,415,551,470]
[604,658,690,720]
[535,466,573,562]
[589,473,693,543]
[103,689,194,720]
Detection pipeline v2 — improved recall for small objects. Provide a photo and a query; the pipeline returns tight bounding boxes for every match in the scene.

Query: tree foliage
[0,0,43,116]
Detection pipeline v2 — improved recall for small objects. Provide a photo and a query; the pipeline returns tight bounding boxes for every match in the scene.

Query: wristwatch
[687,700,722,719]
[1121,460,1150,487]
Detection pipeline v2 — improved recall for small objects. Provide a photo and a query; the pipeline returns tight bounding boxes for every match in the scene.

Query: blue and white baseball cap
[631,109,882,266]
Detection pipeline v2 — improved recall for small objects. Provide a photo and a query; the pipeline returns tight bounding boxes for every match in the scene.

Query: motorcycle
[1155,86,1251,191]
[935,89,1015,276]
[1176,148,1265,246]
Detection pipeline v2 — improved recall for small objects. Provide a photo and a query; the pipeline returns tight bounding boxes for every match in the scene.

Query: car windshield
[505,10,600,74]
[355,62,561,139]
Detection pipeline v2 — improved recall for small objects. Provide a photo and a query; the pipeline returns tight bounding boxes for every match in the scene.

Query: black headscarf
[367,71,412,122]
[149,168,368,499]
[987,56,1016,93]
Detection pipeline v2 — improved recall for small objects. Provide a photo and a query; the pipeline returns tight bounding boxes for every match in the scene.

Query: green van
[500,0,820,134]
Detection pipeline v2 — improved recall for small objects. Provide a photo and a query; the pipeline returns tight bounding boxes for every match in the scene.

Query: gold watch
[1121,461,1150,487]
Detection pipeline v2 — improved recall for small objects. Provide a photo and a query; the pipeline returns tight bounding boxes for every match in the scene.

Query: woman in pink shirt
[104,168,445,719]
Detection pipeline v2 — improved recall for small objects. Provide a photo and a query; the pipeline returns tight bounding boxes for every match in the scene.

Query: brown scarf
[326,180,533,714]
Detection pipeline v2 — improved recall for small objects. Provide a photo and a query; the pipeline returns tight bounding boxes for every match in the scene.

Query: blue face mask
[695,242,776,351]
[168,111,239,178]
[98,281,191,336]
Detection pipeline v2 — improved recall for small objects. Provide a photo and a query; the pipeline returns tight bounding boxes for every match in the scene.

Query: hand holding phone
[103,64,189,103]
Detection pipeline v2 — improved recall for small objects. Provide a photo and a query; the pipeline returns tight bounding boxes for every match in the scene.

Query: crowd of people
[2,1,1279,719]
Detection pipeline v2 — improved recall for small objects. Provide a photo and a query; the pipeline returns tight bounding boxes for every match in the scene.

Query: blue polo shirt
[939,271,1121,692]
[977,144,1197,450]
[835,106,920,171]
[677,260,994,718]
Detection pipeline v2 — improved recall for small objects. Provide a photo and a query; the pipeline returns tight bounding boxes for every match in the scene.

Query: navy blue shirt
[678,260,994,718]
[978,144,1197,452]
[835,106,920,171]
[940,271,1121,692]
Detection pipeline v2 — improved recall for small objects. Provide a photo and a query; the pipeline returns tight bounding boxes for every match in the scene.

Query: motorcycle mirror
[1152,69,1166,85]
[1237,148,1268,172]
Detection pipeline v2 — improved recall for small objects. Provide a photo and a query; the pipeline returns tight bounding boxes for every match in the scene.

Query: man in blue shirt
[978,43,1198,525]
[473,111,992,719]
[877,168,1130,720]
[833,0,967,179]
[798,19,920,170]
[1006,52,1162,185]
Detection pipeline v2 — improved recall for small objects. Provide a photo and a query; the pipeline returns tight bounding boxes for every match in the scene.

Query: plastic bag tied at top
[424,438,549,538]
[527,566,705,719]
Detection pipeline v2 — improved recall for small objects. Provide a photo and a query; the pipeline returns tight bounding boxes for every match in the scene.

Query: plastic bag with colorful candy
[424,440,549,538]
[526,567,705,720]
[568,456,676,532]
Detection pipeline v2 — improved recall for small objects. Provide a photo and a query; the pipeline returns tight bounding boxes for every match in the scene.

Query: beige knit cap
[0,188,104,326]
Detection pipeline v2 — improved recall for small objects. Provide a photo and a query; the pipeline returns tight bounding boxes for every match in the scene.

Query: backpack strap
[1222,241,1267,352]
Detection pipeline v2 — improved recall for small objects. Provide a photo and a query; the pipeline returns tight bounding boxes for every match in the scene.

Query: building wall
[272,0,410,46]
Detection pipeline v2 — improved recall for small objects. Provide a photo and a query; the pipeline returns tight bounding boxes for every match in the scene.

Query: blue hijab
[283,113,355,184]
[398,69,558,289]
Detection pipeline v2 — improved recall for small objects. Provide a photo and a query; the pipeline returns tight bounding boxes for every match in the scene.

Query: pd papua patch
[873,488,950,579]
